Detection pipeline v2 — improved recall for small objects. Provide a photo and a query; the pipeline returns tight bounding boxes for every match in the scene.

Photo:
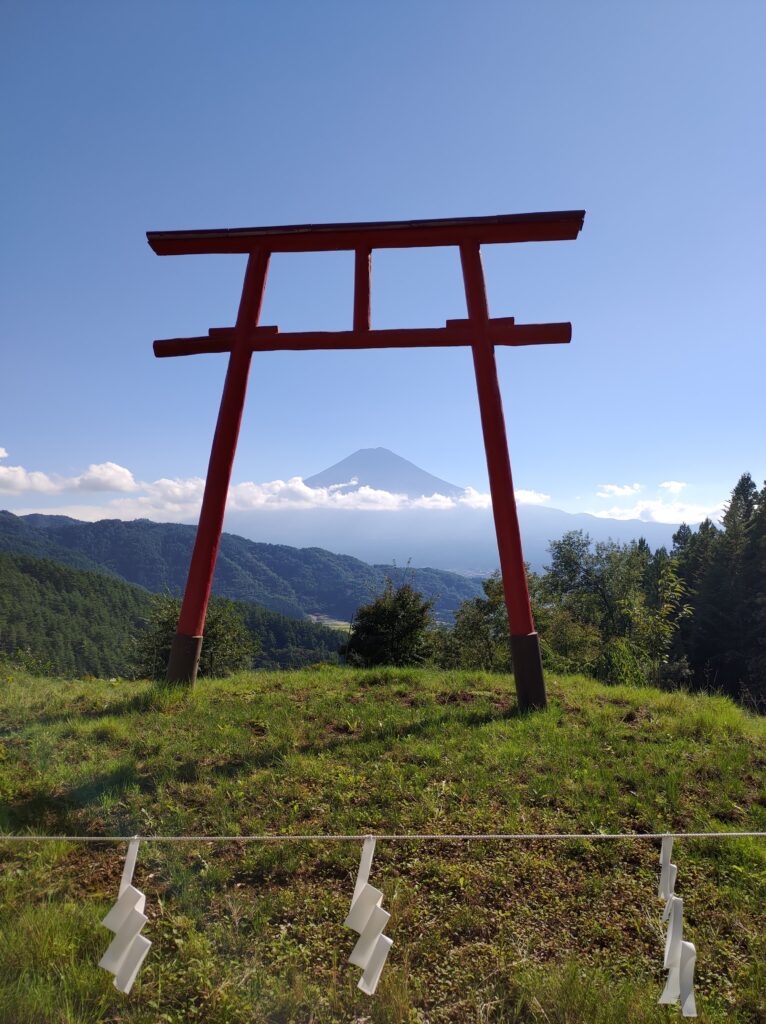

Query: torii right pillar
[460,242,546,711]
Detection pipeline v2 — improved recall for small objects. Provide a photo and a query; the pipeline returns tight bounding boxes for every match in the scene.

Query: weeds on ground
[0,667,764,1022]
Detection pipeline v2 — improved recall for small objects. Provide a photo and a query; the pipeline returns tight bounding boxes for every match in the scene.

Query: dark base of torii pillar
[510,633,547,711]
[166,633,204,684]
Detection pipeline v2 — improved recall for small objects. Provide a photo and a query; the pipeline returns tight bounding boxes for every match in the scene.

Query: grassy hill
[0,668,764,1023]
[0,512,484,622]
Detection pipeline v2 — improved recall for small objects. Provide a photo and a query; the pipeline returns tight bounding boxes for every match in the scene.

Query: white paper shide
[99,838,152,994]
[658,837,697,1018]
[344,836,393,995]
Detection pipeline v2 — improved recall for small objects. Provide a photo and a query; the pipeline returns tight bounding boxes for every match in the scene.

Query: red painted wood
[147,210,585,256]
[153,320,571,358]
[460,242,536,638]
[353,248,372,331]
[175,249,270,638]
[152,209,583,689]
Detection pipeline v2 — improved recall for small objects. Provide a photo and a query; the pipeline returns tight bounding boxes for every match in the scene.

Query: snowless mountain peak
[304,448,465,499]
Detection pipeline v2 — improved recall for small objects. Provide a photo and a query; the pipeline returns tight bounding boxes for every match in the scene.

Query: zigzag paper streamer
[344,836,392,995]
[99,838,152,994]
[658,862,697,1016]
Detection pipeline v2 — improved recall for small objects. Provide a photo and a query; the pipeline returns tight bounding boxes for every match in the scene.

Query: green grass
[0,666,765,1023]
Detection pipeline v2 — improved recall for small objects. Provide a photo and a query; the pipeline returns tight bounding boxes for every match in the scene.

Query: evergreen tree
[743,479,766,706]
[0,552,342,678]
[693,475,757,696]
[439,474,764,709]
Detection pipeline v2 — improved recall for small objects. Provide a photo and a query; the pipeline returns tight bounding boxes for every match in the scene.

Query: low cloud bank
[590,475,720,525]
[2,447,722,527]
[2,448,517,521]
[591,499,722,525]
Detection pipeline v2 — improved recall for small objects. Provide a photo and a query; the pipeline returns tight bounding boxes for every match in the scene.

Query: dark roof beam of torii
[147,210,585,255]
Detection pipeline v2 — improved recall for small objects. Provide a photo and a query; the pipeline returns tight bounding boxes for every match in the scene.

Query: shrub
[134,594,259,680]
[343,579,434,667]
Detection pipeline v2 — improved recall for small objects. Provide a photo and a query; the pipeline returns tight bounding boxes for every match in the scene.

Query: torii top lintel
[146,209,585,256]
[149,210,585,357]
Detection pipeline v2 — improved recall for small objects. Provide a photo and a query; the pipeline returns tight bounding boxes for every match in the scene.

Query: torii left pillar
[166,250,270,681]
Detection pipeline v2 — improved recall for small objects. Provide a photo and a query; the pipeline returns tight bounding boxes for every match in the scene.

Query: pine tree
[743,479,766,707]
[691,475,757,697]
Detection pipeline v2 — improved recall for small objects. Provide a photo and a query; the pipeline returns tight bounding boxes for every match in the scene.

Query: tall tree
[693,475,757,696]
[743,479,766,706]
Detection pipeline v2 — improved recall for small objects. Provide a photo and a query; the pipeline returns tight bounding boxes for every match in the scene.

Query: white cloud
[659,480,687,495]
[515,489,551,506]
[3,454,499,519]
[228,478,409,512]
[458,486,492,510]
[102,477,206,520]
[411,492,456,510]
[0,463,61,493]
[588,478,721,525]
[74,462,138,492]
[592,498,723,525]
[596,483,642,498]
[4,451,728,532]
[0,452,139,495]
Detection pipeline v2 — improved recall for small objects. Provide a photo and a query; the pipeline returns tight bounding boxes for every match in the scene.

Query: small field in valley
[0,666,764,1023]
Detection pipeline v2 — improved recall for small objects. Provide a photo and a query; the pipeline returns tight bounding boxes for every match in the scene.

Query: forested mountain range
[0,512,483,622]
[0,552,342,677]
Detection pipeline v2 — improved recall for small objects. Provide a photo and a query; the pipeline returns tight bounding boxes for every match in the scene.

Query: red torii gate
[148,210,585,710]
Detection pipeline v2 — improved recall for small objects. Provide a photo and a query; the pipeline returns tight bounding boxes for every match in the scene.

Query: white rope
[1,831,765,843]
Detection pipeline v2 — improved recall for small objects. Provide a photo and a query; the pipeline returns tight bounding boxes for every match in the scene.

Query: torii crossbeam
[148,210,585,710]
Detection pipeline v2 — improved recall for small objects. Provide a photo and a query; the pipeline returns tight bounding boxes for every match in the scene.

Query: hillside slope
[0,512,483,621]
[0,552,342,675]
[0,668,763,1023]
[0,510,112,575]
[0,552,147,677]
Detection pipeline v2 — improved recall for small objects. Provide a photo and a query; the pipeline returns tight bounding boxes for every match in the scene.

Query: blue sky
[1,1,764,527]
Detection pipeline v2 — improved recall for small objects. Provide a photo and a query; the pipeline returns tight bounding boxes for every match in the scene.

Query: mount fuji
[304,447,465,499]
